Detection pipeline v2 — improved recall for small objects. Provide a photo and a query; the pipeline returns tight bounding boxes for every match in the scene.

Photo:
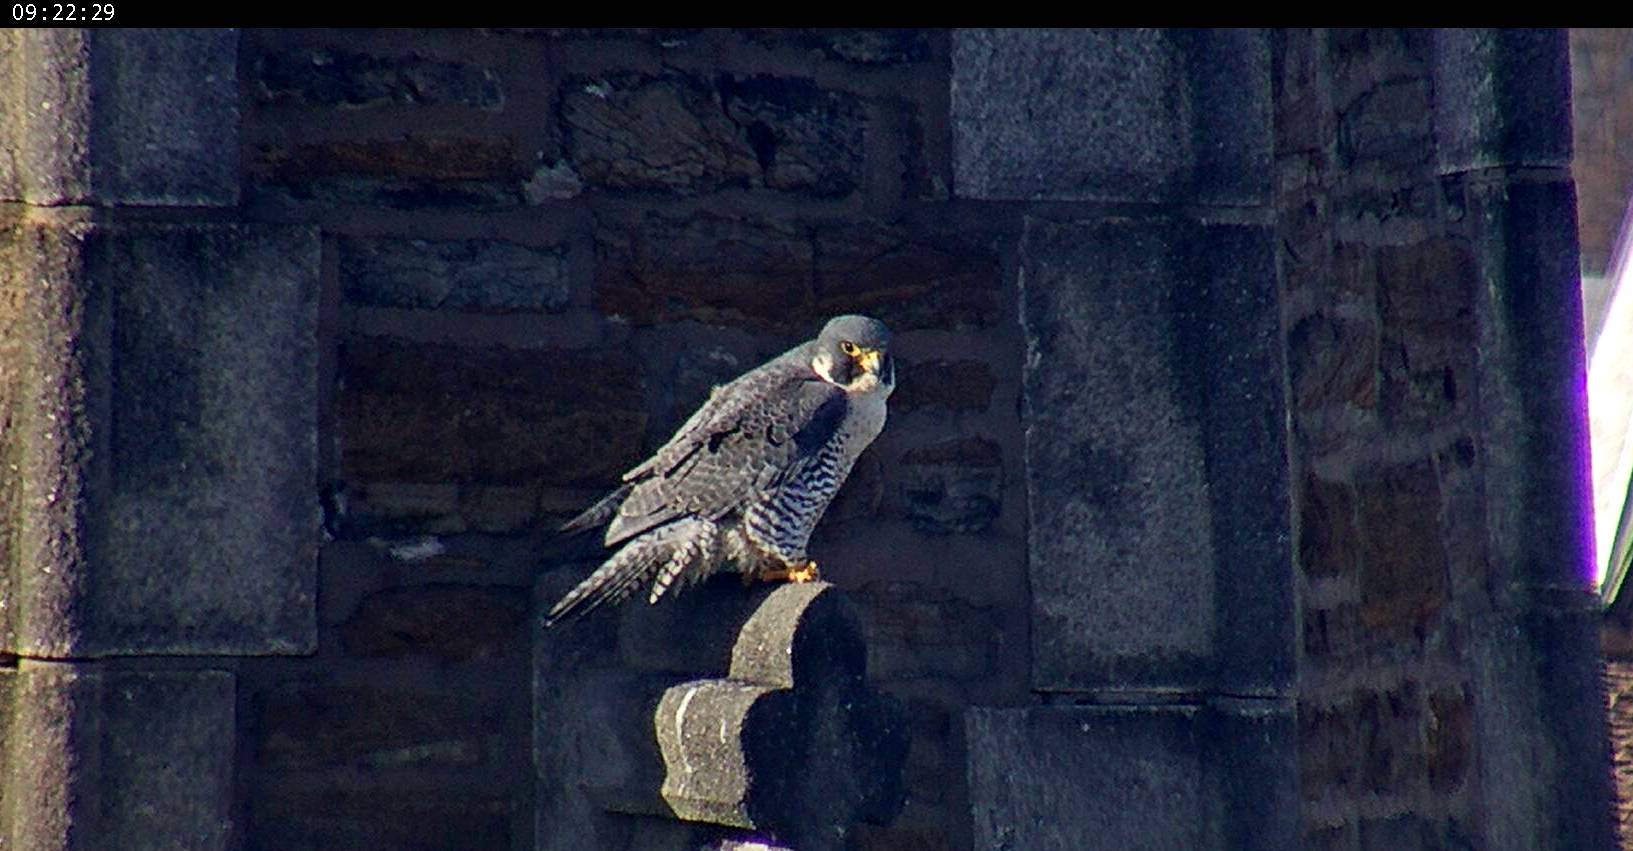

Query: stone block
[1298,474,1362,580]
[1333,68,1433,171]
[737,29,933,65]
[1605,657,1633,840]
[337,336,646,488]
[0,220,319,657]
[812,222,1003,331]
[1272,28,1335,157]
[857,581,997,681]
[722,75,867,198]
[1301,680,1454,798]
[951,28,1271,204]
[895,699,955,801]
[1304,824,1353,851]
[898,438,1003,535]
[458,484,544,534]
[891,359,996,413]
[1287,314,1379,413]
[1302,601,1365,662]
[252,787,515,851]
[505,27,704,44]
[252,180,522,211]
[1358,814,1475,851]
[849,823,953,851]
[252,681,501,771]
[966,701,1296,851]
[0,662,234,850]
[1370,237,1479,430]
[595,213,812,328]
[252,47,504,109]
[594,215,1003,331]
[562,73,757,194]
[561,71,865,197]
[248,136,526,209]
[338,235,570,313]
[1433,29,1572,173]
[0,30,238,205]
[338,583,528,663]
[334,481,549,538]
[252,136,524,183]
[0,33,19,197]
[1019,216,1293,693]
[1356,461,1449,636]
[1376,237,1478,339]
[339,482,463,536]
[1426,686,1474,793]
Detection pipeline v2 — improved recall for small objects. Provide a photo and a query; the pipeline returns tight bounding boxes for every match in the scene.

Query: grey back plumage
[605,351,848,547]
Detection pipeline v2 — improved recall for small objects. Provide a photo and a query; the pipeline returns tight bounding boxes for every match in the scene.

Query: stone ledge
[535,579,908,851]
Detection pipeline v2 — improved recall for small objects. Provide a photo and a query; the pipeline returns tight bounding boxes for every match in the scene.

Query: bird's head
[811,314,894,395]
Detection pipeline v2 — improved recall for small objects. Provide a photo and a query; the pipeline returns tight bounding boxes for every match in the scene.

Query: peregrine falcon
[545,315,895,625]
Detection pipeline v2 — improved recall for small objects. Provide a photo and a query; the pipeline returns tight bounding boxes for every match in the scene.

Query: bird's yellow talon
[753,560,821,584]
[787,560,820,583]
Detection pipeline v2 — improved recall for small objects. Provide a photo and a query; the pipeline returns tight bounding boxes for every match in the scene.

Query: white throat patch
[812,350,890,396]
[812,351,840,385]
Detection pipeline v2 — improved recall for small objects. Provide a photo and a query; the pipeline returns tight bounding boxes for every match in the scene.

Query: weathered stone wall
[1604,626,1633,846]
[1277,30,1484,845]
[234,28,1023,851]
[0,29,321,851]
[954,29,1301,851]
[0,27,1612,851]
[1278,29,1612,849]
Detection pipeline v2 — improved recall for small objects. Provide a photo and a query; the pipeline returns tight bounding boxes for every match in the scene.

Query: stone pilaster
[952,27,1298,849]
[1434,28,1617,850]
[0,30,320,850]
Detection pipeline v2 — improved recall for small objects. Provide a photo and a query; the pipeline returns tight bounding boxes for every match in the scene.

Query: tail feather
[558,483,634,537]
[646,520,718,605]
[545,517,718,626]
[545,544,658,626]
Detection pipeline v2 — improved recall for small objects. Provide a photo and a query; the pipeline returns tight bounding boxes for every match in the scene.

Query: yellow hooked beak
[855,348,883,375]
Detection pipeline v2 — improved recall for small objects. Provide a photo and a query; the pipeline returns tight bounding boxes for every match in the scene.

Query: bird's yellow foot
[786,560,820,583]
[754,560,821,584]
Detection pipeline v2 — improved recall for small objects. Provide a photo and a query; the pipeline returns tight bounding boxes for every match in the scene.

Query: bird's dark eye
[840,341,859,356]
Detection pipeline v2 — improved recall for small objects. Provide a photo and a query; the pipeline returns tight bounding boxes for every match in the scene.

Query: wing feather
[603,360,847,549]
